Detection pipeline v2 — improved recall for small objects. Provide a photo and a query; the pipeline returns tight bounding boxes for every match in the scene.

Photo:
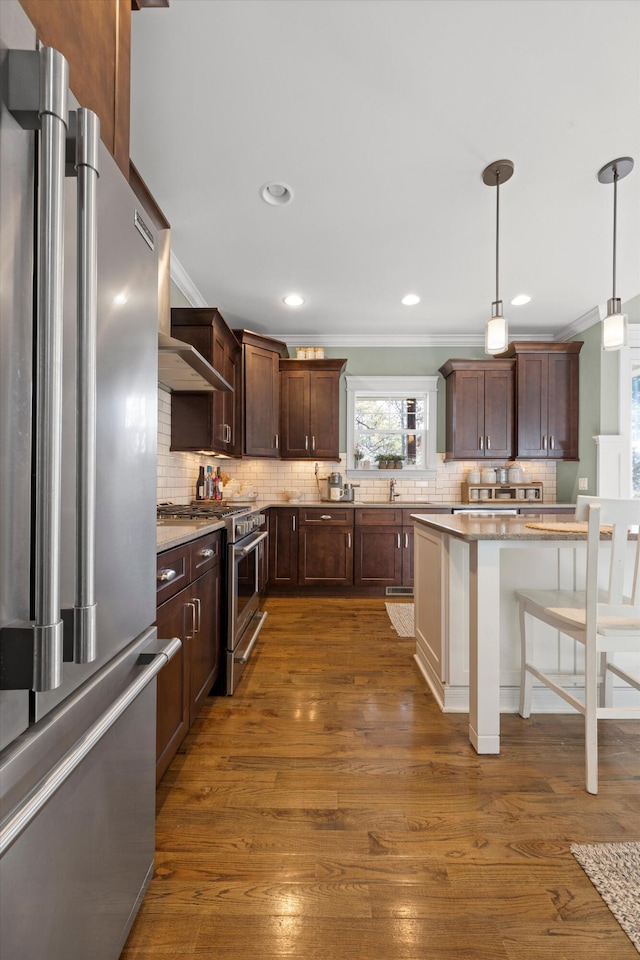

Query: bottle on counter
[214,466,223,500]
[196,465,205,501]
[205,465,214,500]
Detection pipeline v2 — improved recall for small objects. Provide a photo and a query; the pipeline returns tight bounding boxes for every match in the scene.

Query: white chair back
[574,495,640,609]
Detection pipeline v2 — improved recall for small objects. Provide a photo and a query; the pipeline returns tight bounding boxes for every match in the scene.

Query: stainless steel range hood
[158,331,232,393]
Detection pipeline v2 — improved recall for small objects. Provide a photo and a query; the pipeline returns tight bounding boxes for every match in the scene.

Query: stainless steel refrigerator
[0,4,179,957]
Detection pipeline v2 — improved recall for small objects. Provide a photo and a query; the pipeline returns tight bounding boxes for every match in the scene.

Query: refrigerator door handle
[67,107,100,665]
[2,48,69,692]
[0,634,182,858]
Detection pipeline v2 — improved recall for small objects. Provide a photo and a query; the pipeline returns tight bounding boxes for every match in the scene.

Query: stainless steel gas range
[157,503,268,694]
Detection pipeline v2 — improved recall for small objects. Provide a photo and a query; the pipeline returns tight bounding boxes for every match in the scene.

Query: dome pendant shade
[598,157,634,351]
[482,160,514,356]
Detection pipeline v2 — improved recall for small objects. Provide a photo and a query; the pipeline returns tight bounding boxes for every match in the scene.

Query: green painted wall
[170,288,640,502]
[319,344,488,452]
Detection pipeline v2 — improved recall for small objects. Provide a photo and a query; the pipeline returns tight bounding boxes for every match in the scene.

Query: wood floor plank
[121,597,639,959]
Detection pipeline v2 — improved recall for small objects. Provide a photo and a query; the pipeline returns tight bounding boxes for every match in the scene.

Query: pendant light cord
[495,173,501,304]
[612,169,618,300]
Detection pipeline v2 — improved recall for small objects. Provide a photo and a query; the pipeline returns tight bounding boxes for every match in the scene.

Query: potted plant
[354,447,364,469]
[375,454,389,469]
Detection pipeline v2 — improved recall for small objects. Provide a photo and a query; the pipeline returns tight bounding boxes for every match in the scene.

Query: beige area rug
[571,841,640,953]
[385,602,414,638]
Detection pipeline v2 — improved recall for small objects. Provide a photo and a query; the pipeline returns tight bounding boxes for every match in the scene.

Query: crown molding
[170,253,207,307]
[555,304,604,342]
[270,332,554,348]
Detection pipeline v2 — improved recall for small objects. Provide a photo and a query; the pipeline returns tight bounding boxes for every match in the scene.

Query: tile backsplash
[157,388,557,505]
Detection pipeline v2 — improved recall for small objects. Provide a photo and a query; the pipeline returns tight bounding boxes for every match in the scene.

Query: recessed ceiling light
[511,294,531,306]
[283,294,304,307]
[114,292,128,305]
[401,294,420,306]
[260,181,294,206]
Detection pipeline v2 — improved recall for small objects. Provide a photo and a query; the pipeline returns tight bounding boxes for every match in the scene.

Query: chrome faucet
[389,478,399,502]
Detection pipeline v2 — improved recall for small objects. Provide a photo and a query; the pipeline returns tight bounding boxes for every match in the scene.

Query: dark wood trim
[279,358,347,373]
[497,341,583,357]
[233,329,289,357]
[129,161,170,229]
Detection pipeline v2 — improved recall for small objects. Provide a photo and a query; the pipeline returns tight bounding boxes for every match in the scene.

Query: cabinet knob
[274,433,279,449]
[479,435,484,450]
[486,435,491,450]
[157,568,177,583]
[197,547,214,559]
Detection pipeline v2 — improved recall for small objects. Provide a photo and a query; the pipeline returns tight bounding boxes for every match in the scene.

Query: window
[345,376,438,477]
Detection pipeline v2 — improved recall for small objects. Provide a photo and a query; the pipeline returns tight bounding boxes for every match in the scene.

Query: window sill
[346,468,437,480]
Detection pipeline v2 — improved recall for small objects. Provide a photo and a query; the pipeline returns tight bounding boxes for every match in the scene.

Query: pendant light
[598,157,634,351]
[482,159,514,355]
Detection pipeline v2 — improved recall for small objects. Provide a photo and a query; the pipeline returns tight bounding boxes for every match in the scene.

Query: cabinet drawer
[299,508,353,525]
[156,544,190,604]
[191,530,222,576]
[355,508,403,525]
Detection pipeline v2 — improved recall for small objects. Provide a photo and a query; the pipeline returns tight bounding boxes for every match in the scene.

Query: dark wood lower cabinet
[266,505,573,597]
[188,566,221,723]
[354,525,403,588]
[155,586,190,783]
[402,526,414,587]
[155,531,222,784]
[268,508,298,587]
[298,523,353,586]
[354,509,418,590]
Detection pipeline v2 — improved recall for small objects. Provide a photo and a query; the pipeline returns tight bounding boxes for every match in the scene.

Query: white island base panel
[413,521,640,754]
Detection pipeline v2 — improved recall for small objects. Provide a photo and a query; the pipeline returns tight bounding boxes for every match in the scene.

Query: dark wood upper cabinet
[19,1,167,176]
[170,308,242,457]
[20,0,129,175]
[233,330,288,458]
[279,359,346,460]
[498,342,582,460]
[439,359,515,460]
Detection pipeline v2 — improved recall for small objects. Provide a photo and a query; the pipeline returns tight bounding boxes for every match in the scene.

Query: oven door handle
[235,611,268,665]
[234,530,268,559]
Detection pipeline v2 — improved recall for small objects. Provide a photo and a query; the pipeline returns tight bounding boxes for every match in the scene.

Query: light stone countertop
[157,502,577,552]
[412,512,589,541]
[157,518,225,553]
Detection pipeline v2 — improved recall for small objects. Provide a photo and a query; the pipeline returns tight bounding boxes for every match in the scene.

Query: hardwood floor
[122,597,640,959]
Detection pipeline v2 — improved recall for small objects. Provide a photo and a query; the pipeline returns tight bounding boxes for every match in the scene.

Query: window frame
[619,326,640,497]
[345,375,438,479]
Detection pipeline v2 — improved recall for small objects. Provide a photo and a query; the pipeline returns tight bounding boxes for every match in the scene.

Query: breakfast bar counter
[411,512,607,756]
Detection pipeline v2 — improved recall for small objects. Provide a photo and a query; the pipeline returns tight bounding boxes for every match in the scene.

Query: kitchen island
[412,512,639,755]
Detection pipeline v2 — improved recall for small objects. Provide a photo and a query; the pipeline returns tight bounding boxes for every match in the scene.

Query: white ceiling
[130,0,640,345]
